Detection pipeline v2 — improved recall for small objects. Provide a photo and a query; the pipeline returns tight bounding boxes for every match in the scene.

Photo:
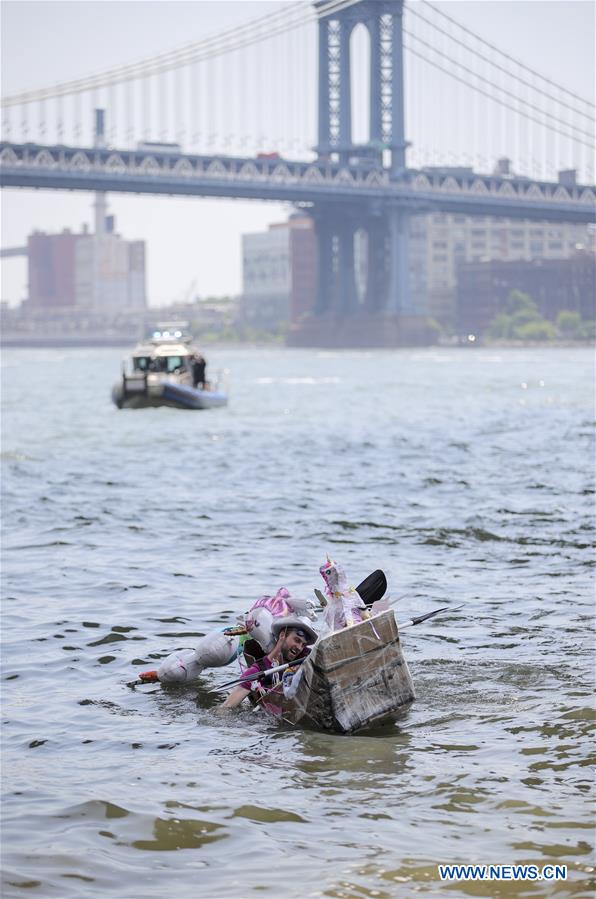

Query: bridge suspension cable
[404,0,593,180]
[405,41,592,150]
[1,0,359,107]
[408,3,595,125]
[419,0,595,113]
[2,2,306,105]
[404,29,594,146]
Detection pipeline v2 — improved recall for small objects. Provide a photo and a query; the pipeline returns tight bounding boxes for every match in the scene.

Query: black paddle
[355,569,388,606]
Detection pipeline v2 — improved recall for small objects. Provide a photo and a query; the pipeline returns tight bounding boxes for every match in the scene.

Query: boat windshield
[133,356,187,373]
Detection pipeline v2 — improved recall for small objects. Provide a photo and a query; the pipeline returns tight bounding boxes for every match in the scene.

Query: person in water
[219,616,317,711]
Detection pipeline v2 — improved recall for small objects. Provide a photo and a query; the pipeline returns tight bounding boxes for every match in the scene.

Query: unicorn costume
[141,587,317,685]
[319,556,368,631]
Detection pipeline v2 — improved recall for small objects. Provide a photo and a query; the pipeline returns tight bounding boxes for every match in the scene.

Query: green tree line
[487,290,595,341]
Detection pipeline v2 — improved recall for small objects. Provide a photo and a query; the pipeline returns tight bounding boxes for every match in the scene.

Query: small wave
[331,520,401,531]
[0,451,37,462]
[55,799,131,820]
[88,630,144,647]
[232,804,306,823]
[8,540,73,550]
[417,527,594,549]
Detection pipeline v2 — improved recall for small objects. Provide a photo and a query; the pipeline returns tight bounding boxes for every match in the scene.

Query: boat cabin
[132,345,190,374]
[132,325,195,374]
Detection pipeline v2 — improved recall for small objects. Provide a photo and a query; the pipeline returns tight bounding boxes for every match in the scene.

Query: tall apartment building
[409,212,590,328]
[241,214,316,328]
[27,198,146,312]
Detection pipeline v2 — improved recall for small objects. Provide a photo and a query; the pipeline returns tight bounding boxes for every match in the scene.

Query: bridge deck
[1,143,594,223]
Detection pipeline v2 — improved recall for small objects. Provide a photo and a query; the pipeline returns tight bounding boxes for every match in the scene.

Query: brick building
[28,230,80,308]
[456,252,595,335]
[241,214,316,328]
[409,211,590,328]
[26,203,146,312]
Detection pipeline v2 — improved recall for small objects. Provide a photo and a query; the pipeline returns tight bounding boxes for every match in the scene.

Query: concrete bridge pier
[381,205,429,344]
[338,216,357,314]
[312,206,358,317]
[386,207,410,314]
[314,212,335,315]
[364,215,388,314]
[288,204,431,347]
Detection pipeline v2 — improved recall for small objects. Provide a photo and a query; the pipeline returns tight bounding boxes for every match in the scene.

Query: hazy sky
[1,0,594,307]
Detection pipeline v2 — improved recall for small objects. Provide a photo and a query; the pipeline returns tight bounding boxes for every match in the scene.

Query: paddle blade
[356,569,387,607]
[399,604,464,630]
[410,606,450,626]
[314,588,328,607]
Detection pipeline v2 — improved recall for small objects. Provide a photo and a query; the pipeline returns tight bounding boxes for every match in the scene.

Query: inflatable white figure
[153,631,239,685]
[319,556,368,631]
[244,606,275,653]
[139,587,317,685]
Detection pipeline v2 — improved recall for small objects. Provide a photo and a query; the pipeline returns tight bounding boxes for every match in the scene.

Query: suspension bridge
[1,0,594,344]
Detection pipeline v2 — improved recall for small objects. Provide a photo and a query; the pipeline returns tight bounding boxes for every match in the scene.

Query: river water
[1,346,594,898]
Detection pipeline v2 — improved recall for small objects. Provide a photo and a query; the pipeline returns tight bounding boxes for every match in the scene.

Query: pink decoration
[250,586,294,618]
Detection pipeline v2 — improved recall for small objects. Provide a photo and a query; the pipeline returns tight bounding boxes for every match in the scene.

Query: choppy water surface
[1,346,594,898]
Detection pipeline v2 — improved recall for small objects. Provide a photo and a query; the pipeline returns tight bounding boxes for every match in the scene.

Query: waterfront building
[409,212,590,329]
[456,251,595,335]
[26,199,146,312]
[241,198,589,335]
[27,229,80,308]
[241,214,316,328]
[2,198,148,345]
[408,166,591,328]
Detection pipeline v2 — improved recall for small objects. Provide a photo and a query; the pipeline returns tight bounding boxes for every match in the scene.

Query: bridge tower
[290,0,427,347]
[316,0,407,177]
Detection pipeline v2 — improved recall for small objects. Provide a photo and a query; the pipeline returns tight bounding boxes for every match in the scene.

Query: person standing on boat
[191,353,207,389]
[218,617,317,712]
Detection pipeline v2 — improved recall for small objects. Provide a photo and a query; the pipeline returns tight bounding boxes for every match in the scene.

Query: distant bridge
[2,0,594,339]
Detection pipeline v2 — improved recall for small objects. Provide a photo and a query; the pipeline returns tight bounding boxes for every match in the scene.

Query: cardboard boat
[269,610,415,733]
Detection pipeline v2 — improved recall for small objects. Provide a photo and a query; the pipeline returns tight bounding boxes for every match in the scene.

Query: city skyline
[1,0,594,308]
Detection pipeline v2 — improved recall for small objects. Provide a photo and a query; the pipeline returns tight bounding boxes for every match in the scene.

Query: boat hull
[112,378,228,410]
[273,610,415,733]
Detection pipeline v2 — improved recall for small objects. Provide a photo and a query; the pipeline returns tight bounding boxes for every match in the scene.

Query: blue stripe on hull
[162,383,228,409]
